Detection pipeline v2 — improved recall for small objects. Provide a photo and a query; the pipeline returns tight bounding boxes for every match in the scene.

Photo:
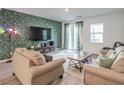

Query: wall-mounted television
[29,27,51,41]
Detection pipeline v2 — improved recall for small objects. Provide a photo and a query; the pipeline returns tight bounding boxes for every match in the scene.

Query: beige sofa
[83,46,124,85]
[12,48,65,85]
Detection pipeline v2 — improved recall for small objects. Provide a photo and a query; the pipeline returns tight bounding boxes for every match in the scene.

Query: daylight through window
[90,23,104,43]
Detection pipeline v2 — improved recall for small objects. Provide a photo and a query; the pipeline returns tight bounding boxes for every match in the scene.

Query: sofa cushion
[99,58,114,68]
[23,50,46,65]
[25,50,39,57]
[111,52,124,72]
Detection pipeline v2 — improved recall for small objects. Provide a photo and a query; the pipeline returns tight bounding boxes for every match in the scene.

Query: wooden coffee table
[68,52,94,73]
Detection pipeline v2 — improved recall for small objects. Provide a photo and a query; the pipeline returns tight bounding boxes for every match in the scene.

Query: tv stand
[31,41,55,53]
[38,46,55,53]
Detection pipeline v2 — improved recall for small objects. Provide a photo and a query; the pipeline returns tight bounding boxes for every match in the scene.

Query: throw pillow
[105,50,115,57]
[94,55,107,65]
[100,49,108,55]
[25,50,39,57]
[43,54,53,62]
[15,48,27,54]
[23,50,46,65]
[99,58,114,68]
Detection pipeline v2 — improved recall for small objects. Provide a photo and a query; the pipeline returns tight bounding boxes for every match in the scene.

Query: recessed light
[65,8,69,12]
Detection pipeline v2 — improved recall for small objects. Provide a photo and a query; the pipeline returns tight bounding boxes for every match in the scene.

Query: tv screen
[29,27,51,41]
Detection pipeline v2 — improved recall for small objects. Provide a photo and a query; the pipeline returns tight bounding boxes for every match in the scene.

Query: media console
[31,41,55,53]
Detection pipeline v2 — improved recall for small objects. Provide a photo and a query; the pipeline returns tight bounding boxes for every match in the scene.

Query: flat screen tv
[29,27,51,41]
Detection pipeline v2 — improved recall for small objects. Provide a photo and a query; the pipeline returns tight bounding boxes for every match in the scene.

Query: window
[90,23,104,43]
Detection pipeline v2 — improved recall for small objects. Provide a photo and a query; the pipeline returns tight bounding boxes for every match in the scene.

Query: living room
[1,8,124,85]
[1,0,124,92]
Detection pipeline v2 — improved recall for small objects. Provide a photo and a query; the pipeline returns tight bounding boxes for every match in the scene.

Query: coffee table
[68,52,94,73]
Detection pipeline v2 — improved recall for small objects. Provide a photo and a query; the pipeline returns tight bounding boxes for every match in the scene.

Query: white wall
[82,12,124,53]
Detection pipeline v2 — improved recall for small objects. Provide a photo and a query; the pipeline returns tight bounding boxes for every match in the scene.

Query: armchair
[12,48,65,85]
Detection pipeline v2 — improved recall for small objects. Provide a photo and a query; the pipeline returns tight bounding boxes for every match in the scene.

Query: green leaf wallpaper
[0,8,62,60]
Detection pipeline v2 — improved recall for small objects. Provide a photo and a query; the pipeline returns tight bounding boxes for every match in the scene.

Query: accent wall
[0,8,62,60]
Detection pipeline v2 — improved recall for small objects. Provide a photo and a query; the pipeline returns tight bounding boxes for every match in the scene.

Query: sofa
[83,46,124,85]
[12,48,65,85]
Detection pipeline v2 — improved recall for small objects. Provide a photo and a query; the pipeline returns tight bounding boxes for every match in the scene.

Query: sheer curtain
[64,21,83,51]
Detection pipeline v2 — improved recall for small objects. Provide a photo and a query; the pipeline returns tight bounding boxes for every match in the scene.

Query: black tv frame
[29,27,51,41]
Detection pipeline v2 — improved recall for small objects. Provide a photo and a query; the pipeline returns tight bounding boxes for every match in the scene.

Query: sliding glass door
[64,21,83,51]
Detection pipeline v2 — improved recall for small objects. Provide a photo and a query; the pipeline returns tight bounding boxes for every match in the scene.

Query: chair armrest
[30,58,65,78]
[83,64,124,84]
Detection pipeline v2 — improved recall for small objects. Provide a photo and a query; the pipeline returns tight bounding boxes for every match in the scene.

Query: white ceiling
[9,8,124,22]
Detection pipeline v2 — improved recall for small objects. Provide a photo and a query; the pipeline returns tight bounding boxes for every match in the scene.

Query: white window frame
[90,23,104,43]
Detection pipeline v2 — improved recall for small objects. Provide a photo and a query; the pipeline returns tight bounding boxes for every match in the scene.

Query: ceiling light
[65,8,69,12]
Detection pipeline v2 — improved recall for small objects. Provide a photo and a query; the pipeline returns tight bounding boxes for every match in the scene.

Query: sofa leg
[59,75,63,79]
[12,73,15,76]
[83,71,86,84]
